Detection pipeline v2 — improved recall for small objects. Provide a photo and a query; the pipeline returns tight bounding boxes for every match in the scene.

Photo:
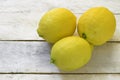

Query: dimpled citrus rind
[51,36,92,71]
[78,7,116,45]
[37,8,76,43]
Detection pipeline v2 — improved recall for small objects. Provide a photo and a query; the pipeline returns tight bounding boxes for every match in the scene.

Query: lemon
[37,8,76,43]
[51,36,92,71]
[78,7,116,45]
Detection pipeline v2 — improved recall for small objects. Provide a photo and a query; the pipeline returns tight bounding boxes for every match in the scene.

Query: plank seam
[0,40,120,43]
[75,13,120,15]
[0,73,119,75]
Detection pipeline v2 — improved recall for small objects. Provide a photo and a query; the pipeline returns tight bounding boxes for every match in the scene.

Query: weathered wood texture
[0,0,120,40]
[0,0,120,79]
[0,41,120,73]
[0,74,120,80]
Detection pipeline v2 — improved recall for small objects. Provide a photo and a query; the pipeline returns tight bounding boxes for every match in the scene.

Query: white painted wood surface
[0,0,120,79]
[0,74,120,80]
[0,41,120,73]
[0,0,120,41]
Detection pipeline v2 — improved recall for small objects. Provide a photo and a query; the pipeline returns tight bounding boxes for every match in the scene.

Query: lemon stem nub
[50,58,55,64]
[82,33,87,39]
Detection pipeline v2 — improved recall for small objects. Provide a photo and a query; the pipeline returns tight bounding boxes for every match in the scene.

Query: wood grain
[0,14,119,41]
[0,41,120,73]
[0,0,120,40]
[0,0,120,79]
[0,0,120,13]
[0,74,120,80]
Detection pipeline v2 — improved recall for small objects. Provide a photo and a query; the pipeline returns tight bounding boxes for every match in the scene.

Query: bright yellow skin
[51,36,92,71]
[78,7,116,45]
[37,8,76,43]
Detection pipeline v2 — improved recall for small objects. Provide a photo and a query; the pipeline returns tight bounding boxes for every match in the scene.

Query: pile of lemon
[37,7,116,71]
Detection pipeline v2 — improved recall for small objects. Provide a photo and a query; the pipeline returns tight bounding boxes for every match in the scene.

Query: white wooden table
[0,0,120,80]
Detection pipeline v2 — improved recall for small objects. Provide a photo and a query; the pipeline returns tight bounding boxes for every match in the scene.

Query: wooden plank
[0,0,120,13]
[0,41,120,73]
[0,0,120,40]
[0,13,120,41]
[0,11,42,40]
[0,74,120,80]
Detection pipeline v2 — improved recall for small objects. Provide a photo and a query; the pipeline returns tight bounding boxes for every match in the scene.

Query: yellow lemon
[78,7,116,45]
[37,8,76,43]
[51,36,92,71]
